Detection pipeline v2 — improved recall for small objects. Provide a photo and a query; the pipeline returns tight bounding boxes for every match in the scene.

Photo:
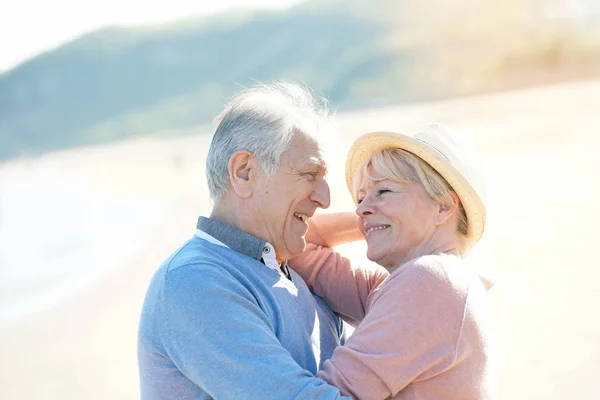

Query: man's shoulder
[156,236,265,288]
[164,236,241,271]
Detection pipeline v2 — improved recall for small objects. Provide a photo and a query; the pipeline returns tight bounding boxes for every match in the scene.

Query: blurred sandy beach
[1,78,599,399]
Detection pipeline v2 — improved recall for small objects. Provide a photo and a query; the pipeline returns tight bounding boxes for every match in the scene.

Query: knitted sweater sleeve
[316,258,472,399]
[289,244,388,326]
[289,213,388,325]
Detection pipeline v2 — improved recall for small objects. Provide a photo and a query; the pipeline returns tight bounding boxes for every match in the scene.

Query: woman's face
[355,164,441,270]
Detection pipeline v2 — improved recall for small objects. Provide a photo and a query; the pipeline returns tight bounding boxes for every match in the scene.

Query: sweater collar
[196,216,268,263]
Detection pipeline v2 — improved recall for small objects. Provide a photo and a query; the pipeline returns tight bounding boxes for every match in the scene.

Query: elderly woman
[289,123,494,399]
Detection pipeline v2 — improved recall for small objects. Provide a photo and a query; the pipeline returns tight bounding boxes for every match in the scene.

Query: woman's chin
[367,250,404,271]
[366,250,384,265]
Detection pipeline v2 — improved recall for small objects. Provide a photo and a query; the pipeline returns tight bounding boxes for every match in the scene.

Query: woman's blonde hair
[353,148,470,253]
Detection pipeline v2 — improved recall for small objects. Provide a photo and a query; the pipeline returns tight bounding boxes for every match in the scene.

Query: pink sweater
[289,230,494,399]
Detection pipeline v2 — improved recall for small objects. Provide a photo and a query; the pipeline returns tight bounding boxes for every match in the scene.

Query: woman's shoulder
[386,254,475,295]
[413,253,466,275]
[369,255,480,323]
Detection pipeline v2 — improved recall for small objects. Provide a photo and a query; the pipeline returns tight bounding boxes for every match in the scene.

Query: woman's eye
[377,189,391,196]
[356,198,364,205]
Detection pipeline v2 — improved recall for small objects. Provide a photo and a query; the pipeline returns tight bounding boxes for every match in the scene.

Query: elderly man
[138,82,349,399]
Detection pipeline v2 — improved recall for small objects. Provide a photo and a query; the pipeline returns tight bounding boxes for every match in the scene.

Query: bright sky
[0,0,305,73]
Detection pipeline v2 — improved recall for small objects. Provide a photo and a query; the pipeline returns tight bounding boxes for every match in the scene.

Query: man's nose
[311,178,331,209]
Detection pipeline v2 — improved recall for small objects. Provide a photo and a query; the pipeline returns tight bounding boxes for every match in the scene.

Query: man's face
[253,132,330,262]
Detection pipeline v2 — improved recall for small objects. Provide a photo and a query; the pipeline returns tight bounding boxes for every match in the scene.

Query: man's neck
[209,201,238,230]
[211,196,268,243]
[211,197,293,274]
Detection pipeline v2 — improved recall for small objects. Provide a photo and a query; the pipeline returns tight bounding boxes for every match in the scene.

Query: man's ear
[435,191,460,226]
[228,151,257,198]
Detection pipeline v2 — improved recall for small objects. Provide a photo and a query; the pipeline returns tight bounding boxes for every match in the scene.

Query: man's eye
[304,172,317,180]
[377,189,391,196]
[356,198,364,205]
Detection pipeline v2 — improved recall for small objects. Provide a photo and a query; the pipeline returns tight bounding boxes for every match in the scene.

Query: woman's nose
[355,197,374,217]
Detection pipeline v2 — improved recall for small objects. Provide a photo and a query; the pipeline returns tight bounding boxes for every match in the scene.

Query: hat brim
[345,131,486,242]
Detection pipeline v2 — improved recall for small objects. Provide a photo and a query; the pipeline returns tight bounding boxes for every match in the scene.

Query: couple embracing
[138,82,493,400]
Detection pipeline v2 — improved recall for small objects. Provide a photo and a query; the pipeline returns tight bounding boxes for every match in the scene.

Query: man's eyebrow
[308,159,328,176]
[307,156,328,171]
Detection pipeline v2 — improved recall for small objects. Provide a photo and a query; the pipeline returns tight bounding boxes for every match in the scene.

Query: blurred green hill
[1,0,598,160]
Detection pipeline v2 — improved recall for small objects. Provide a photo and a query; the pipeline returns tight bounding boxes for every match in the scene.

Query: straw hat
[345,123,486,242]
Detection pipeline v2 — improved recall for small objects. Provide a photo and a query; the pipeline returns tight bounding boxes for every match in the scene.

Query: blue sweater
[138,217,349,399]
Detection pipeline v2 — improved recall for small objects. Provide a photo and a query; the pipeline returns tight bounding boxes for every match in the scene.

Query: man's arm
[162,263,350,400]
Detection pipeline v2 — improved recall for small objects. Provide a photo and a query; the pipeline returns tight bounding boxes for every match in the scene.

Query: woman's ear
[435,191,460,226]
[228,151,256,198]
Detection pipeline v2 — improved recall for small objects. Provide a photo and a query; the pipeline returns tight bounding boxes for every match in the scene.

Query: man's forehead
[286,131,328,171]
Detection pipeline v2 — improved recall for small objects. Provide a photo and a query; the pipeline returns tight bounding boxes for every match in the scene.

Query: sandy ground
[0,78,599,399]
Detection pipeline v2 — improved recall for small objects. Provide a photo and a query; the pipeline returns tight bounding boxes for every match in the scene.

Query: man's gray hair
[206,81,331,202]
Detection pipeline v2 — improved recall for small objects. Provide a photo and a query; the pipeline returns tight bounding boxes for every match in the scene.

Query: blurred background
[0,0,599,398]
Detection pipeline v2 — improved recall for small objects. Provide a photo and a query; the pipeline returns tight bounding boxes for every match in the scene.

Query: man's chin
[284,238,307,259]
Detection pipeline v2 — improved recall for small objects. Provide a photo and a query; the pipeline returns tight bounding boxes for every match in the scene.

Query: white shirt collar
[261,242,280,273]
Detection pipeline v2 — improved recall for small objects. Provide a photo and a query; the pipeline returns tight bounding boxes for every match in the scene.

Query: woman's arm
[316,259,475,399]
[289,244,388,326]
[289,212,388,325]
[305,212,364,248]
